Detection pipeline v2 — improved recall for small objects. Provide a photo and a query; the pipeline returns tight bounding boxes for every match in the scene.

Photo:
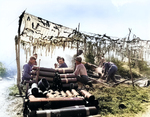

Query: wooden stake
[15,35,22,95]
[77,23,80,56]
[127,28,134,87]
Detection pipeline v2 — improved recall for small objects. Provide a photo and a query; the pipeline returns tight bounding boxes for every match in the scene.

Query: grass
[9,84,19,96]
[105,57,150,79]
[90,84,150,117]
[8,83,150,117]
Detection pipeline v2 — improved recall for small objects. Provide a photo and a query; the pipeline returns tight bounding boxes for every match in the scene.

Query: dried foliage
[18,12,150,63]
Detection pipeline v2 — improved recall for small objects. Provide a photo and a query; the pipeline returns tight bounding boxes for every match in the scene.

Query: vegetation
[0,62,6,77]
[85,52,95,64]
[8,82,150,117]
[90,84,150,117]
[84,53,150,79]
[9,84,19,96]
[105,57,150,78]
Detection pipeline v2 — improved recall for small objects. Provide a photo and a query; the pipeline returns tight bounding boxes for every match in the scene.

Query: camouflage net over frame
[18,12,150,63]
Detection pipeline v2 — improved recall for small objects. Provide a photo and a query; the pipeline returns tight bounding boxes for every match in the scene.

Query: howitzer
[29,106,98,117]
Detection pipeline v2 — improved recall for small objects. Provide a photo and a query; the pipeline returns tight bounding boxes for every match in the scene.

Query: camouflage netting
[18,11,150,63]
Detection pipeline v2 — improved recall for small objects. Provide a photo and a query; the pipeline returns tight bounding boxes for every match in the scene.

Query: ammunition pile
[84,63,101,79]
[31,67,78,90]
[23,66,98,117]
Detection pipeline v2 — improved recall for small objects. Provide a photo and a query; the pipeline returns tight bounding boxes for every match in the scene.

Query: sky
[0,0,150,68]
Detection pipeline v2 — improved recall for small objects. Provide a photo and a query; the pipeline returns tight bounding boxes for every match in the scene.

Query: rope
[6,17,18,27]
[5,59,16,67]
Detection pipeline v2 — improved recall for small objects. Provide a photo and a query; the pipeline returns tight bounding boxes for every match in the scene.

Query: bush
[135,60,149,71]
[0,62,6,77]
[85,53,95,64]
[105,57,144,78]
[9,85,19,96]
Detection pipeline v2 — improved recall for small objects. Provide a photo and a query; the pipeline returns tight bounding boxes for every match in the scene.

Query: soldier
[54,56,61,68]
[22,56,36,82]
[102,62,118,83]
[74,57,89,84]
[58,57,68,68]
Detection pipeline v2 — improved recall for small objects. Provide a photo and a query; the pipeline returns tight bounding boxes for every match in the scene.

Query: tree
[0,62,6,77]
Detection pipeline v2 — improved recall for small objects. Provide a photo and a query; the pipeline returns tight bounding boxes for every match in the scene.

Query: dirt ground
[0,79,23,117]
[6,96,23,117]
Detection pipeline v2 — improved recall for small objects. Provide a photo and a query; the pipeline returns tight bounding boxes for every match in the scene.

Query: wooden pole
[17,36,21,83]
[16,11,25,95]
[77,23,80,56]
[15,35,22,95]
[36,59,41,83]
[127,28,134,87]
[128,49,134,87]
